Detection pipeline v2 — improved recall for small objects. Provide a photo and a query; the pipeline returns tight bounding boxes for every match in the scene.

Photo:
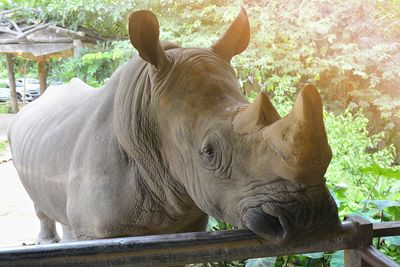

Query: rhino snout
[241,186,342,245]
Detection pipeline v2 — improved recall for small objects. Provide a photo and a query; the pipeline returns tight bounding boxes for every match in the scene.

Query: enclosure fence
[0,216,399,267]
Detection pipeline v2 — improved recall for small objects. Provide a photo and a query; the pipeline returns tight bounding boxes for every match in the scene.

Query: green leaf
[359,165,400,179]
[386,206,400,221]
[330,250,344,267]
[206,217,219,231]
[245,257,277,267]
[364,200,400,211]
[330,191,341,208]
[384,236,400,246]
[301,252,324,259]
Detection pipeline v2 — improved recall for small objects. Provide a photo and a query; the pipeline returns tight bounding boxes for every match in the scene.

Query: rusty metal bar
[1,220,399,267]
[345,249,374,267]
[346,215,373,246]
[373,221,400,237]
[359,246,399,267]
[344,217,400,267]
[0,222,358,267]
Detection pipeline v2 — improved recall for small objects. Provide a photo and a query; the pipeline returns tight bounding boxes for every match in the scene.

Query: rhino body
[8,9,340,244]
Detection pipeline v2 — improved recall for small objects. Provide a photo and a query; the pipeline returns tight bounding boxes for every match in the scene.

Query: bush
[48,41,134,87]
[0,141,8,153]
[0,103,12,114]
[325,110,396,216]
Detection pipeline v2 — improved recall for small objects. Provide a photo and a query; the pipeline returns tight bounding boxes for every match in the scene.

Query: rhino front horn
[263,85,332,185]
[292,84,324,126]
[233,91,280,134]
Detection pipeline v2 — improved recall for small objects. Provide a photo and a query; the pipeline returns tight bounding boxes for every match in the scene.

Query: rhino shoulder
[41,78,95,102]
[67,78,95,91]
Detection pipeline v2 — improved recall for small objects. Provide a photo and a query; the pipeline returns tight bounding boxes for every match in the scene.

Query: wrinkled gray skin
[8,9,340,245]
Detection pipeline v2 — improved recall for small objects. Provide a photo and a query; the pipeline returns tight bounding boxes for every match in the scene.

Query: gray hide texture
[8,8,341,245]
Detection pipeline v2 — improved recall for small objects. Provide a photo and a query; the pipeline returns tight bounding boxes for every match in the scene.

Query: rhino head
[124,8,341,244]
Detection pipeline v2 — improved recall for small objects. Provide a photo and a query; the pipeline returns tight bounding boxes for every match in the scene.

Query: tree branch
[15,23,50,39]
[0,26,18,35]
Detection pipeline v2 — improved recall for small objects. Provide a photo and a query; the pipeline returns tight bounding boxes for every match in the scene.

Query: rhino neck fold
[114,59,200,220]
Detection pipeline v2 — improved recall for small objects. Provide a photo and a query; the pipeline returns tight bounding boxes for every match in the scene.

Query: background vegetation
[0,0,399,265]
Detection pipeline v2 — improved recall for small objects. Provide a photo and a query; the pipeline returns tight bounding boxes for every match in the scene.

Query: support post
[5,54,18,113]
[344,216,373,267]
[37,55,47,94]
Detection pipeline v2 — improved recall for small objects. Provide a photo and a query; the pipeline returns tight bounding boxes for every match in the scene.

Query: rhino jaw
[243,207,285,242]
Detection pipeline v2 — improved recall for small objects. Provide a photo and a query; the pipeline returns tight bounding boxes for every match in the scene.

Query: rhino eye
[200,134,222,170]
[202,146,214,161]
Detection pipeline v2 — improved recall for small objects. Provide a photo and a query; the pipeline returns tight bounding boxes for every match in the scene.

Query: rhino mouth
[243,206,285,242]
[239,179,342,244]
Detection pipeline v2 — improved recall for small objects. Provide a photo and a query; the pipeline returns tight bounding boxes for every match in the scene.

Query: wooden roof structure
[0,9,99,113]
[0,9,97,60]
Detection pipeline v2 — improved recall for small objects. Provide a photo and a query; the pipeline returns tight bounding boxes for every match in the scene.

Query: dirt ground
[0,114,14,140]
[0,113,36,248]
[0,157,39,248]
[0,114,62,248]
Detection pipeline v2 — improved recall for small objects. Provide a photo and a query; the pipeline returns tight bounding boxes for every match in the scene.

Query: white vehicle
[0,87,10,102]
[0,79,40,102]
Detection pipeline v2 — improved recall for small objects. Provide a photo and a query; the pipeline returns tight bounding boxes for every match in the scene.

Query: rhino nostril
[263,213,284,238]
[243,207,285,241]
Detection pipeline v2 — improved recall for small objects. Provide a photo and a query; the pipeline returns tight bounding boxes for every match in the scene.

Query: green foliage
[328,251,344,267]
[245,257,276,267]
[207,217,235,231]
[1,0,136,38]
[186,261,243,267]
[375,0,400,37]
[378,242,400,263]
[0,57,6,78]
[237,0,400,163]
[48,41,133,86]
[325,110,396,216]
[0,141,7,153]
[0,103,12,114]
[360,164,400,179]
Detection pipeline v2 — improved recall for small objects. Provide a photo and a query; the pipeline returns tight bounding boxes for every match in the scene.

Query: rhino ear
[128,10,167,68]
[211,7,250,62]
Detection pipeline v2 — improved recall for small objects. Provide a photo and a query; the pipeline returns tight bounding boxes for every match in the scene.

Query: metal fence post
[344,215,373,267]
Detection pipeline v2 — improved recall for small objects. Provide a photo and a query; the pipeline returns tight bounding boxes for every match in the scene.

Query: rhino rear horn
[211,7,250,62]
[233,91,280,134]
[128,10,168,68]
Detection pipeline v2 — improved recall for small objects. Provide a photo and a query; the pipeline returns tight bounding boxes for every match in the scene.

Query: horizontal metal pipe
[0,222,358,267]
[373,221,400,238]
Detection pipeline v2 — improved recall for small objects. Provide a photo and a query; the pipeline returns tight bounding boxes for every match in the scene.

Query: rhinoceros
[8,8,340,245]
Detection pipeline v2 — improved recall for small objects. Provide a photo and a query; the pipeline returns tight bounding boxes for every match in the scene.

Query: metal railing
[0,216,399,267]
